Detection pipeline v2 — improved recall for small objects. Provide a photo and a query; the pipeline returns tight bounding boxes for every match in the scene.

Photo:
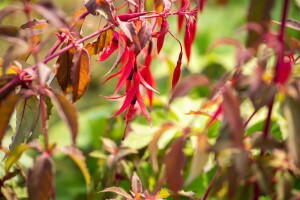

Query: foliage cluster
[0,0,300,199]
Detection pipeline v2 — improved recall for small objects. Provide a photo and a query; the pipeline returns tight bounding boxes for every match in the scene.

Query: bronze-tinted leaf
[47,91,78,145]
[71,47,91,102]
[0,25,20,38]
[222,85,244,148]
[27,154,54,200]
[59,146,91,187]
[71,7,88,34]
[169,74,210,104]
[5,144,30,173]
[137,20,152,51]
[33,0,68,28]
[0,93,21,145]
[164,136,186,194]
[85,0,116,24]
[282,91,300,164]
[56,42,76,93]
[9,95,43,151]
[246,0,275,48]
[85,28,114,56]
[117,18,141,52]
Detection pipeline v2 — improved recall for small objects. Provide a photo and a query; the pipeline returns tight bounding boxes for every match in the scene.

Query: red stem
[203,167,220,200]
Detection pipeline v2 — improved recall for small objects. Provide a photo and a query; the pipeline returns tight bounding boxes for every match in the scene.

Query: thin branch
[203,167,221,200]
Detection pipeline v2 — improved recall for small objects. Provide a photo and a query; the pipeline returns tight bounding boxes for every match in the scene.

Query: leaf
[56,42,76,93]
[33,0,68,28]
[246,0,275,48]
[148,123,173,173]
[164,136,186,194]
[5,144,30,173]
[0,5,23,24]
[131,172,143,194]
[273,19,300,32]
[101,137,117,154]
[282,91,300,164]
[71,47,91,102]
[169,74,210,104]
[48,91,78,145]
[10,96,42,151]
[85,0,116,24]
[59,146,91,187]
[104,34,126,76]
[28,154,54,200]
[185,134,211,185]
[117,18,141,52]
[85,29,114,56]
[276,170,294,200]
[101,187,132,199]
[71,7,88,33]
[157,19,169,54]
[0,92,21,144]
[0,25,21,38]
[137,20,152,51]
[222,85,244,148]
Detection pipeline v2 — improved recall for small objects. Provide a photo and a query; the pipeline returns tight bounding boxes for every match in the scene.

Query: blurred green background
[0,0,299,199]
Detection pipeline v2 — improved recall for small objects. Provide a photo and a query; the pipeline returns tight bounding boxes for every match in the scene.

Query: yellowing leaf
[71,47,91,102]
[59,147,91,187]
[0,92,21,144]
[5,144,30,172]
[85,29,114,56]
[158,188,170,198]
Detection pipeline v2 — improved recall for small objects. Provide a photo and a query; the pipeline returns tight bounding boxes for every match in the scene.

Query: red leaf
[136,85,152,126]
[199,0,206,12]
[139,66,156,109]
[115,50,135,93]
[97,36,118,61]
[207,103,223,127]
[177,0,186,32]
[184,21,192,62]
[172,51,183,90]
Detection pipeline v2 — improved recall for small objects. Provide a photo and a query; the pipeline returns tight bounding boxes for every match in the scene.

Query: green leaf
[85,28,114,56]
[9,95,42,151]
[28,154,55,200]
[71,47,91,102]
[5,144,30,172]
[48,91,78,145]
[0,92,21,144]
[59,146,91,188]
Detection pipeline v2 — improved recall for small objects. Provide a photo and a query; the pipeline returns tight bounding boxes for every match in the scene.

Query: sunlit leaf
[10,95,43,151]
[28,154,54,200]
[71,7,88,33]
[48,91,78,145]
[85,28,114,56]
[0,92,21,144]
[5,144,30,173]
[71,47,91,102]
